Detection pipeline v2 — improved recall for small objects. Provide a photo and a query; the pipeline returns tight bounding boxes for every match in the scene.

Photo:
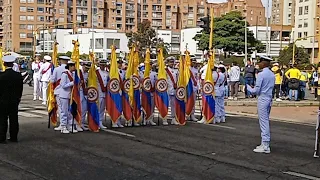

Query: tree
[193,11,263,55]
[278,43,310,65]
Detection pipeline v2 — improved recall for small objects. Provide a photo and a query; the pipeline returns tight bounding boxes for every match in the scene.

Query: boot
[148,119,157,126]
[197,118,206,124]
[190,115,198,122]
[163,119,168,126]
[171,118,179,125]
[33,96,37,101]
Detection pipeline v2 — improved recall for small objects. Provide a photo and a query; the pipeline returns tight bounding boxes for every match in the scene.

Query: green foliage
[219,56,245,67]
[193,11,262,54]
[278,43,310,65]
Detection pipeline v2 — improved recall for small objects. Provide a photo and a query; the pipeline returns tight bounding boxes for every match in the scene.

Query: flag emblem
[132,75,140,89]
[202,82,214,95]
[156,78,168,92]
[142,78,151,92]
[87,87,99,102]
[176,87,186,101]
[107,78,121,94]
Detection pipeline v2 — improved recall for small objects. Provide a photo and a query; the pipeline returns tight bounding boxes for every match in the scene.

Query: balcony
[126,21,135,25]
[152,14,162,19]
[126,13,135,18]
[126,6,134,11]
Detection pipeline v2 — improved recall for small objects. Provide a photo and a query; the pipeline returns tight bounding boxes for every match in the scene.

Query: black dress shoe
[7,138,18,142]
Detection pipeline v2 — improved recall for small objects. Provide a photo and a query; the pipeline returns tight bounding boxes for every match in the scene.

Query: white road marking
[100,129,136,138]
[19,107,31,111]
[30,110,49,115]
[283,171,320,180]
[34,106,47,109]
[206,124,236,130]
[18,112,42,118]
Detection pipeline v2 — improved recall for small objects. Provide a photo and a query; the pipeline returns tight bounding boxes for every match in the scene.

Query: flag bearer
[189,58,199,121]
[96,59,108,129]
[78,61,91,131]
[39,55,52,105]
[59,60,77,134]
[146,61,157,126]
[32,54,43,101]
[51,56,70,131]
[214,65,226,123]
[247,56,275,154]
[165,57,178,125]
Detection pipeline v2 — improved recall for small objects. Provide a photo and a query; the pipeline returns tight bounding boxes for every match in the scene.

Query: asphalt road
[1,85,320,180]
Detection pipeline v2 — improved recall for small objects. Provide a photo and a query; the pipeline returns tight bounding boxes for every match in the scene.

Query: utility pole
[245,19,247,62]
[42,23,45,55]
[266,0,270,56]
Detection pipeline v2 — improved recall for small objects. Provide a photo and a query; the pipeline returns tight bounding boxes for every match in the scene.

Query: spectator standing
[244,60,256,98]
[228,62,240,100]
[299,70,308,100]
[285,64,301,101]
[313,64,319,100]
[271,63,282,102]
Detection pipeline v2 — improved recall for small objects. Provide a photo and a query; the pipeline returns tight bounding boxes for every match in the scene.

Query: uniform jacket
[215,72,226,97]
[0,68,23,106]
[50,64,67,95]
[60,71,74,99]
[166,67,177,96]
[96,68,109,98]
[190,66,199,92]
[39,62,52,82]
[32,62,43,77]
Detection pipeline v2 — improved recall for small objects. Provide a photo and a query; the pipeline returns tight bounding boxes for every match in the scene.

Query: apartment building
[271,0,295,26]
[211,0,266,26]
[0,0,3,47]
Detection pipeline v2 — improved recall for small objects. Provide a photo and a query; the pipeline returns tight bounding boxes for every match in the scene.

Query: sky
[207,0,271,17]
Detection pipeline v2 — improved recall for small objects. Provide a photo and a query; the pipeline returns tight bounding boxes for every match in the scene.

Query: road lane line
[283,171,320,180]
[18,112,42,118]
[100,129,136,138]
[30,110,49,115]
[189,121,236,130]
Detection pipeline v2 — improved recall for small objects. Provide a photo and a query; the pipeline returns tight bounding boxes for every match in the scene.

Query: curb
[226,111,315,126]
[225,101,319,107]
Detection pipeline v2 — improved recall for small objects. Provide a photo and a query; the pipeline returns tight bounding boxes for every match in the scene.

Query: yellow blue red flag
[141,48,152,120]
[106,45,122,123]
[132,48,141,123]
[87,52,99,132]
[70,40,82,125]
[47,42,58,127]
[154,48,169,119]
[175,56,186,125]
[0,47,4,71]
[122,47,134,121]
[202,52,215,124]
[184,51,195,116]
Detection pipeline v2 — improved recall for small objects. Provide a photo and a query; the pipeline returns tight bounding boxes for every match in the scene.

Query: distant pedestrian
[244,60,256,98]
[271,63,282,102]
[285,64,301,101]
[299,70,308,100]
[313,64,319,100]
[228,62,240,100]
[0,55,23,143]
[247,55,275,154]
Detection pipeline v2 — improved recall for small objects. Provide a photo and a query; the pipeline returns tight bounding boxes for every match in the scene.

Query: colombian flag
[87,52,99,132]
[47,42,58,127]
[70,40,82,125]
[122,47,134,121]
[175,56,186,125]
[154,48,169,119]
[202,52,215,124]
[106,45,122,123]
[184,51,195,117]
[131,48,141,123]
[0,47,4,71]
[141,48,152,120]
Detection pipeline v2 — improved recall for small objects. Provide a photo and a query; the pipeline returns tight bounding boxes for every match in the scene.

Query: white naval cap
[273,62,279,66]
[59,56,70,60]
[139,63,144,67]
[35,53,41,56]
[2,55,16,63]
[67,60,75,64]
[218,64,225,68]
[258,55,273,62]
[44,55,52,61]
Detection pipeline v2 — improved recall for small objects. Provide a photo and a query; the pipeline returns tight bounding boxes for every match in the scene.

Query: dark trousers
[245,77,255,97]
[0,104,19,142]
[315,82,318,99]
[273,84,281,98]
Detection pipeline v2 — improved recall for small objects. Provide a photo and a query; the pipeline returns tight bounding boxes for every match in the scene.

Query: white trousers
[99,97,106,124]
[33,76,42,97]
[214,96,225,122]
[55,95,61,122]
[42,81,49,103]
[191,93,197,116]
[80,91,87,125]
[169,95,175,118]
[257,96,272,144]
[59,97,72,126]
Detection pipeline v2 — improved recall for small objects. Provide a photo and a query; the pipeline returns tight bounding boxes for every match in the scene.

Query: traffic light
[199,16,210,34]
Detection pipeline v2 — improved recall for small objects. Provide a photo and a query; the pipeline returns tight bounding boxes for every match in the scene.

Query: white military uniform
[59,69,74,134]
[166,66,178,125]
[214,71,226,123]
[32,61,43,100]
[80,68,89,130]
[96,67,108,128]
[39,56,52,105]
[13,63,20,72]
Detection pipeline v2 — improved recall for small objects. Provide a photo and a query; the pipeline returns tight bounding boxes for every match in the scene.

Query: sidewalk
[225,106,318,125]
[224,99,319,107]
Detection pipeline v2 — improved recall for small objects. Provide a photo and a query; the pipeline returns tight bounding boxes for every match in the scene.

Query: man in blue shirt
[247,56,275,154]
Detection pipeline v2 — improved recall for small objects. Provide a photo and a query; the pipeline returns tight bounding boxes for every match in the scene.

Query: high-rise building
[211,0,266,26]
[271,0,295,26]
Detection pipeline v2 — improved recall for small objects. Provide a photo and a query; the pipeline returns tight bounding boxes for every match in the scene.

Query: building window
[20,6,26,12]
[187,19,193,25]
[298,7,303,15]
[20,33,27,39]
[298,32,302,38]
[37,7,44,13]
[28,0,34,3]
[19,24,26,29]
[20,16,26,21]
[250,10,253,15]
[27,7,34,12]
[299,0,303,2]
[27,16,34,21]
[27,24,33,30]
[304,32,308,37]
[304,6,308,14]
[20,0,26,2]
[37,0,44,4]
[106,39,120,48]
[20,42,32,51]
[59,9,64,14]
[95,38,103,49]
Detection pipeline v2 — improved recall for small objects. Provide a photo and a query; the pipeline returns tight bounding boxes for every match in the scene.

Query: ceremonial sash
[79,71,87,94]
[96,70,106,92]
[53,79,61,90]
[214,72,220,86]
[42,63,52,74]
[190,70,198,86]
[165,68,177,89]
[38,63,40,69]
[63,71,73,82]
[220,74,227,87]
